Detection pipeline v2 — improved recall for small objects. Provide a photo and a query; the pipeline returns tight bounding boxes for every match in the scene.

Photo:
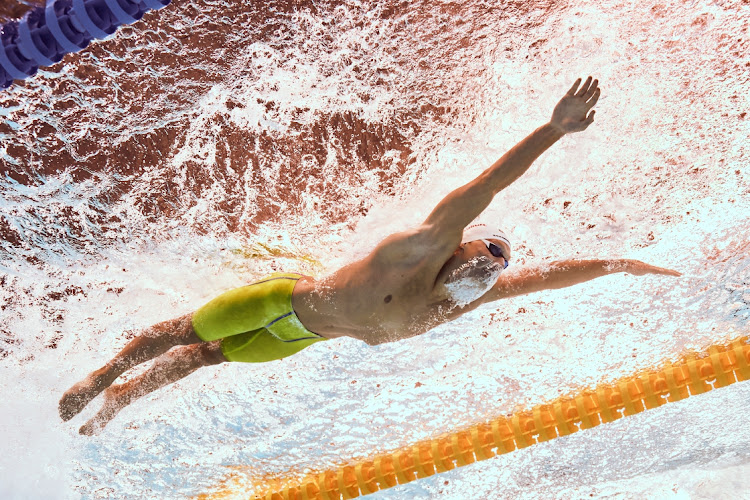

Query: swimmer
[60,76,681,435]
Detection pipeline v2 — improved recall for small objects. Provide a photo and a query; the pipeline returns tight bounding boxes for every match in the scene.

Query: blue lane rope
[0,0,170,90]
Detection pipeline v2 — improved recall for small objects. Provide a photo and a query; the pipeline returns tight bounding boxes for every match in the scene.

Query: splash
[0,0,748,498]
[443,256,504,307]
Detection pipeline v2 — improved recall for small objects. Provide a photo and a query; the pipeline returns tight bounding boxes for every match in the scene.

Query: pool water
[0,0,748,498]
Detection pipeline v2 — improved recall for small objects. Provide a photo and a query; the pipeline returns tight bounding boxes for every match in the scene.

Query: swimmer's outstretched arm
[423,77,600,241]
[479,259,681,303]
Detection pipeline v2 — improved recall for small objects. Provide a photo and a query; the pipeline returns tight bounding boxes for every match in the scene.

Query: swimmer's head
[437,224,512,306]
[461,223,512,266]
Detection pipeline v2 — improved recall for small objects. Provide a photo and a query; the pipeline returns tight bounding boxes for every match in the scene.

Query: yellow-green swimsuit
[191,272,327,363]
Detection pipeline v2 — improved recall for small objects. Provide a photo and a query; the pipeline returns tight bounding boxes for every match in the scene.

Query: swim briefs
[191,272,327,363]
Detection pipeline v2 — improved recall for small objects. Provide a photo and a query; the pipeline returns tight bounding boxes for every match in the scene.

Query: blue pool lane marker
[0,0,170,91]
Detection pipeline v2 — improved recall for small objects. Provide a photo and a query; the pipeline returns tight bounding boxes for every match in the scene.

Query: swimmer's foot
[79,384,127,436]
[59,367,112,421]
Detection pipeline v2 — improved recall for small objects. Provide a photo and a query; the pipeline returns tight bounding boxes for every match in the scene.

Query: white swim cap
[461,223,511,250]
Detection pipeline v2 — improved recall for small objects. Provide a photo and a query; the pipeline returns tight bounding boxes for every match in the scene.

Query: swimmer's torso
[291,227,480,345]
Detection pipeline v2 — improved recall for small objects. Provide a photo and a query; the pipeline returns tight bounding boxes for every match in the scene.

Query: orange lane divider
[228,333,750,500]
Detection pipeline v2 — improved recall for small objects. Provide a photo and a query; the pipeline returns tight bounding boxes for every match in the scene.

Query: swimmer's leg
[79,340,225,436]
[59,313,201,421]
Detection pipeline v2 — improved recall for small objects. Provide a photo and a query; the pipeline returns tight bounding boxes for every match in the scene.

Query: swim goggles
[480,239,509,269]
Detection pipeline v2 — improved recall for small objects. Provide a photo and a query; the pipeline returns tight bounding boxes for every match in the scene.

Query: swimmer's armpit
[478,258,681,303]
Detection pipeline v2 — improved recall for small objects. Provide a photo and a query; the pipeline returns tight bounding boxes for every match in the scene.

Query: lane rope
[209,331,749,500]
[0,0,170,90]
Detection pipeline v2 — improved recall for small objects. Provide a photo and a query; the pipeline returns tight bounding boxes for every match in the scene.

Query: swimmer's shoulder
[370,224,456,265]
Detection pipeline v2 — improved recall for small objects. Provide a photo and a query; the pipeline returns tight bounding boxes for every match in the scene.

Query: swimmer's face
[460,238,512,268]
[439,239,511,306]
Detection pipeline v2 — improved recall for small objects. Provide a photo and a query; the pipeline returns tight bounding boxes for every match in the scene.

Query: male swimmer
[60,77,680,435]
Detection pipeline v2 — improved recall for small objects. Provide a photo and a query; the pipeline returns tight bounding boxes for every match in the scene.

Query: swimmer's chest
[333,258,452,334]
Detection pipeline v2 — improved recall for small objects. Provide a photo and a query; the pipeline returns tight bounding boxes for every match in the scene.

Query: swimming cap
[461,223,511,250]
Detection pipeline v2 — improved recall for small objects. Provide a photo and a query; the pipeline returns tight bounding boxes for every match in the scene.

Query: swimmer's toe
[59,377,104,421]
[78,387,123,435]
[60,399,88,421]
[79,420,99,436]
[60,390,89,421]
[79,418,102,436]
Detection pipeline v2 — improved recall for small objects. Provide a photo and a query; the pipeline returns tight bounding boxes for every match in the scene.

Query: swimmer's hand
[550,76,600,134]
[623,259,682,277]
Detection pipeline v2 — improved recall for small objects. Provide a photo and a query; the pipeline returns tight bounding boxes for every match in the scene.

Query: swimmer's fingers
[566,77,583,96]
[587,87,601,107]
[575,76,593,97]
[569,76,600,107]
[567,76,593,96]
[627,260,682,277]
[650,266,682,277]
[552,77,600,133]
